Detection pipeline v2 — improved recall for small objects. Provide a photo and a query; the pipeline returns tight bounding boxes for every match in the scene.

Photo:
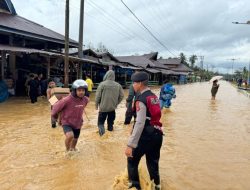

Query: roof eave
[0,26,79,48]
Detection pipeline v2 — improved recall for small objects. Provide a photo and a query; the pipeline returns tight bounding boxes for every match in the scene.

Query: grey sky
[12,0,250,73]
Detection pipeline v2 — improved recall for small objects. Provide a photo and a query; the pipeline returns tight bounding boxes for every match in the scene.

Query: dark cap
[131,71,149,82]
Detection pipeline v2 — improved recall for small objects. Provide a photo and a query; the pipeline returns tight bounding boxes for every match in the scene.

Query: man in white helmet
[51,79,89,151]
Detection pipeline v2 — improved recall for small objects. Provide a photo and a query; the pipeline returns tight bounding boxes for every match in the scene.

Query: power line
[135,0,179,55]
[227,58,240,75]
[87,1,134,39]
[120,0,177,57]
[56,1,155,52]
[106,0,161,51]
[87,0,159,51]
[84,9,155,52]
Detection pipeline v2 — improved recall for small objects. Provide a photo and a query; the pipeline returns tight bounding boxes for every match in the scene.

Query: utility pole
[227,58,239,81]
[198,56,204,70]
[248,61,250,85]
[229,58,238,75]
[231,58,236,75]
[78,0,84,79]
[64,0,70,87]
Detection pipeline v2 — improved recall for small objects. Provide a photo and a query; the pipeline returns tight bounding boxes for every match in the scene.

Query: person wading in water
[211,80,220,100]
[125,72,163,190]
[51,79,89,151]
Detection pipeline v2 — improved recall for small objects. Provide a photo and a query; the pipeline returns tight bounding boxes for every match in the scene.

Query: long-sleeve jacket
[51,94,89,129]
[95,70,124,112]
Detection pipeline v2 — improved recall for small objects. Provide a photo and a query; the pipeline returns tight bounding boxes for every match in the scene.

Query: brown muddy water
[0,81,249,190]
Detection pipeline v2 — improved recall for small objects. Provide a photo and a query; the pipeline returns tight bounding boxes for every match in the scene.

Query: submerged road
[0,81,249,190]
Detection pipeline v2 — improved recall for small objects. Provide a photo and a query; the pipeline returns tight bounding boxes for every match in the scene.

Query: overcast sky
[12,0,250,73]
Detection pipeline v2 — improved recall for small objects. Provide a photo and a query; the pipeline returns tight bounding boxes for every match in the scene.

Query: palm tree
[189,55,198,68]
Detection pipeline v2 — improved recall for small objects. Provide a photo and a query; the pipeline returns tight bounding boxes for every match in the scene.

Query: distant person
[85,75,94,95]
[237,78,243,88]
[54,77,64,87]
[0,79,9,103]
[125,72,163,190]
[28,74,39,103]
[95,70,124,136]
[25,74,32,97]
[159,79,176,109]
[47,79,57,128]
[124,83,139,125]
[243,79,248,87]
[51,79,89,151]
[5,75,15,96]
[211,80,220,100]
[37,73,43,96]
[41,78,48,96]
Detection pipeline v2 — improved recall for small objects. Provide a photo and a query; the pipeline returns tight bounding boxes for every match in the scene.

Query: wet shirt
[51,94,89,129]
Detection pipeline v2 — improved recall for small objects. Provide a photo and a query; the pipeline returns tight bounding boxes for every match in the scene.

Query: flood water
[0,81,249,190]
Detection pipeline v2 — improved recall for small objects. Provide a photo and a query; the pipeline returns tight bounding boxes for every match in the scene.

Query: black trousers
[124,108,134,125]
[30,92,37,103]
[127,130,163,189]
[97,111,116,135]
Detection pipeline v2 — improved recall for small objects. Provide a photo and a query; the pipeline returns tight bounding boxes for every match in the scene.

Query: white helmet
[72,79,88,89]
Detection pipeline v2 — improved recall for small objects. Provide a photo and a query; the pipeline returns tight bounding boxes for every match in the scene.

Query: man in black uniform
[125,72,163,190]
[28,74,39,103]
[124,83,139,125]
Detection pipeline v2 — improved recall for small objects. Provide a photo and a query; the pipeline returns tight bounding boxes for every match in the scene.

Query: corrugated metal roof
[152,60,170,70]
[0,12,78,47]
[158,69,178,75]
[145,68,161,74]
[158,58,181,65]
[0,0,16,15]
[0,44,98,64]
[171,64,193,72]
[116,55,155,68]
[95,51,119,62]
[117,65,142,70]
[143,52,158,60]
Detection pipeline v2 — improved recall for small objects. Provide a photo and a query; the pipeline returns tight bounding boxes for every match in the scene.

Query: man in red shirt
[52,79,89,151]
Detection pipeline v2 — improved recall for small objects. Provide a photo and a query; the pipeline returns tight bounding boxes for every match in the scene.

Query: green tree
[242,66,248,79]
[189,55,198,68]
[179,52,186,64]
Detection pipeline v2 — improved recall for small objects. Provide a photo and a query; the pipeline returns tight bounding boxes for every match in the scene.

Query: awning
[158,69,177,75]
[174,72,189,76]
[117,65,142,70]
[0,44,98,64]
[145,68,161,74]
[99,59,117,66]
